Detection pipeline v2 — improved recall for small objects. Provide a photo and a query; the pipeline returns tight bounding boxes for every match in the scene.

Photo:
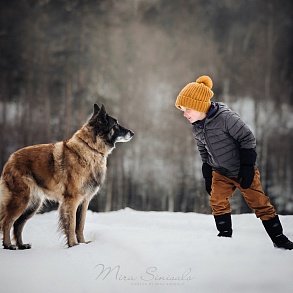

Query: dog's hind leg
[76,199,90,243]
[2,191,30,250]
[2,216,18,250]
[13,197,41,249]
[59,199,79,247]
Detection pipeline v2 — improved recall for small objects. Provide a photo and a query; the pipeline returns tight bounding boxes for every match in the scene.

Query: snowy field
[0,208,293,293]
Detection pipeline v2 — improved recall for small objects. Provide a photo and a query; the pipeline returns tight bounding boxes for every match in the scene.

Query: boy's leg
[210,171,236,215]
[238,169,276,220]
[262,215,293,249]
[239,169,293,249]
[210,171,236,237]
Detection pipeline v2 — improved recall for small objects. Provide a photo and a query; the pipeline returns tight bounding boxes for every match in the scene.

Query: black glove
[202,163,213,195]
[238,148,257,189]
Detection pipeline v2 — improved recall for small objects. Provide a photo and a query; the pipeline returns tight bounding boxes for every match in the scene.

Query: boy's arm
[225,112,257,188]
[197,140,212,194]
[197,139,208,163]
[225,112,256,149]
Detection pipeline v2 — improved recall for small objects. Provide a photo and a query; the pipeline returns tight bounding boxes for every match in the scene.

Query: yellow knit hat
[175,75,214,113]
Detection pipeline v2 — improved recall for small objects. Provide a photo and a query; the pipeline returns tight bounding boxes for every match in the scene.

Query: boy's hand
[204,177,212,195]
[202,163,213,195]
[238,165,255,189]
[238,149,257,189]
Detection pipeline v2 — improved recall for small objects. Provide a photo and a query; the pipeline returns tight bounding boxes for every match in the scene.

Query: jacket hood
[206,102,231,122]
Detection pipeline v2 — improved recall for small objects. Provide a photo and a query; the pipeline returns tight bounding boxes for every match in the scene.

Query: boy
[175,75,293,250]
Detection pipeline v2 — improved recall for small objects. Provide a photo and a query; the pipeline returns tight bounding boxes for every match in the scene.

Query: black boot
[262,215,293,250]
[214,213,232,237]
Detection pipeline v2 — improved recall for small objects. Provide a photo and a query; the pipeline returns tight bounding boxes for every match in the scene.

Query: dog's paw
[18,243,32,250]
[77,235,92,244]
[3,244,18,250]
[68,242,79,248]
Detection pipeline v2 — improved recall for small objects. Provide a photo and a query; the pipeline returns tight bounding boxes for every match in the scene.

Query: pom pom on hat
[196,75,213,89]
[175,75,214,112]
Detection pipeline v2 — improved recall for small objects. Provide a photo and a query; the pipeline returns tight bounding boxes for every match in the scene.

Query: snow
[1,208,293,293]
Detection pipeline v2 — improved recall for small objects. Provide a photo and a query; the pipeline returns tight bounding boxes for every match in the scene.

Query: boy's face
[181,107,207,123]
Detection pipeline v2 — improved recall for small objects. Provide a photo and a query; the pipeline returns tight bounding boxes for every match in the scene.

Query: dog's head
[88,104,134,147]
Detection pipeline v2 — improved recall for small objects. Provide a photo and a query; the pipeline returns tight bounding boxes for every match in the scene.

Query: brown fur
[0,123,113,249]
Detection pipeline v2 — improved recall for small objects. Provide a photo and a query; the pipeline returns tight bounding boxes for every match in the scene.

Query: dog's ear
[100,104,106,114]
[93,104,100,115]
[97,104,107,120]
[88,104,100,126]
[89,104,107,126]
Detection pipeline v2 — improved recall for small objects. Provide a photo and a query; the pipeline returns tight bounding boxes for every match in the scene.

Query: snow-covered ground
[0,208,293,293]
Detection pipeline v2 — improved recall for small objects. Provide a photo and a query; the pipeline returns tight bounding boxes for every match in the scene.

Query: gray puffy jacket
[192,102,256,178]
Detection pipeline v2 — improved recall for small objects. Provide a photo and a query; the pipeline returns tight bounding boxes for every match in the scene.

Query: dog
[0,104,134,249]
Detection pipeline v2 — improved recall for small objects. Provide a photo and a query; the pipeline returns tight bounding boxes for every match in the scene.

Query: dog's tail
[0,184,3,233]
[0,178,6,233]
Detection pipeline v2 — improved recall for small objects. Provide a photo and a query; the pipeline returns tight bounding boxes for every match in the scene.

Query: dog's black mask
[88,104,134,147]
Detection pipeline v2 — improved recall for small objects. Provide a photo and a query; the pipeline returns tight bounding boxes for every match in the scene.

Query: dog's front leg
[59,199,79,247]
[76,199,90,243]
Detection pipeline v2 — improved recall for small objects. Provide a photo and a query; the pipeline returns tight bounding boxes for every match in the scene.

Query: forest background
[0,0,292,214]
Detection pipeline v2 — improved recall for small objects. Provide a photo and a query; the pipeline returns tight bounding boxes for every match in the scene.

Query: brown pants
[210,169,276,221]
